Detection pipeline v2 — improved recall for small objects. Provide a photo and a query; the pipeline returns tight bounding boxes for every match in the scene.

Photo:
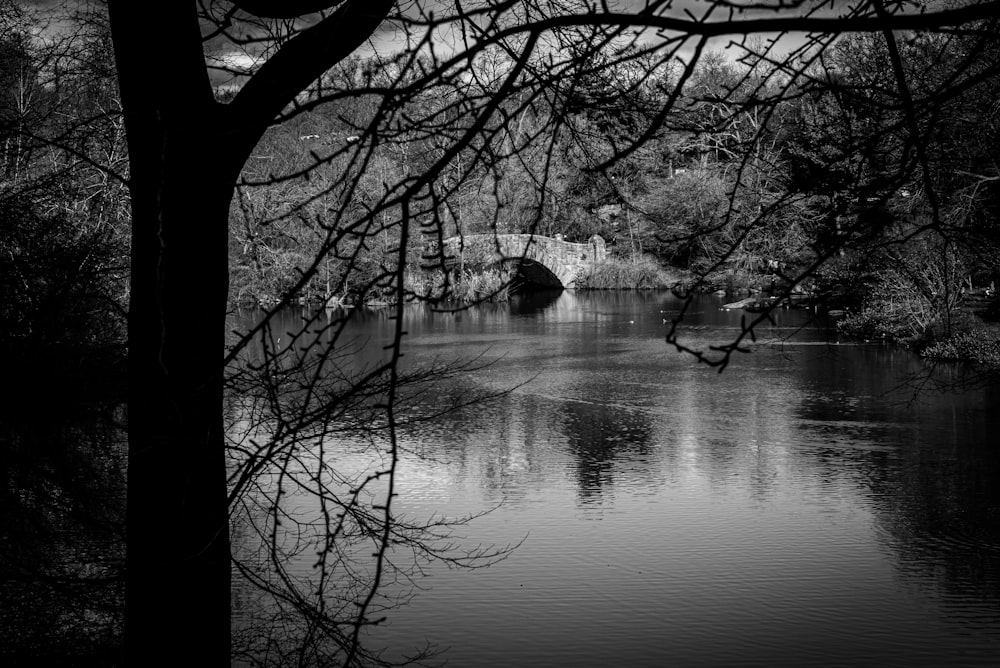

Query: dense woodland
[2,1,1000,665]
[3,3,999,359]
[1,3,126,365]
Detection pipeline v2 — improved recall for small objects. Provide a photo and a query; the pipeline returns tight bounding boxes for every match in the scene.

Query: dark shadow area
[794,346,1000,632]
[509,288,565,315]
[560,398,655,504]
[0,351,127,666]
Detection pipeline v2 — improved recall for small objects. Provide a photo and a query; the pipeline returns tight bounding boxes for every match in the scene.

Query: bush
[837,306,921,343]
[575,257,682,290]
[0,195,125,348]
[921,329,1000,365]
[636,170,729,268]
[449,266,514,303]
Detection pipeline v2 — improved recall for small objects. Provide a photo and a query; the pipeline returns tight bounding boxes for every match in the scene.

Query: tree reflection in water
[225,309,515,666]
[560,397,655,504]
[796,346,1000,636]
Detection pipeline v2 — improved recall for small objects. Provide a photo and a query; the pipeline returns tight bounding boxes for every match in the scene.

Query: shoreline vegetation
[279,249,1000,368]
[291,254,693,309]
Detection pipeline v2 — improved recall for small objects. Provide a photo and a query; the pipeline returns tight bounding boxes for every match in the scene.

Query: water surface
[242,291,1000,667]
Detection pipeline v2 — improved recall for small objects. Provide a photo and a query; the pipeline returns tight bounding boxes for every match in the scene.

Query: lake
[232,290,1000,667]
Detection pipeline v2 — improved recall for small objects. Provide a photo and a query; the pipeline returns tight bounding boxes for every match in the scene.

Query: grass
[404,265,514,303]
[575,257,685,290]
[449,267,514,302]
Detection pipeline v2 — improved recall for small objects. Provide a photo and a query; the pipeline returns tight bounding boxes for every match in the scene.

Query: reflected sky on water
[238,291,1000,667]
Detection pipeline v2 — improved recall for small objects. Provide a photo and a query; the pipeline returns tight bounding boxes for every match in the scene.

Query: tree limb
[228,0,394,132]
[229,0,347,19]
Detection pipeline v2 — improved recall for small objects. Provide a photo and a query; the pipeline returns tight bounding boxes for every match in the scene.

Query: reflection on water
[240,291,1000,667]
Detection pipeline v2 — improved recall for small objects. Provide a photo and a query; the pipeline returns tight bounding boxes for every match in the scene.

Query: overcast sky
[16,0,829,84]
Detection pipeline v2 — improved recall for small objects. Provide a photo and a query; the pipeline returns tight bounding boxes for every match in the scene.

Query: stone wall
[444,234,607,288]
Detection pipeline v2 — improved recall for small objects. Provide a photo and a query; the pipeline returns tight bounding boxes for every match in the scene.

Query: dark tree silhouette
[107,2,396,664]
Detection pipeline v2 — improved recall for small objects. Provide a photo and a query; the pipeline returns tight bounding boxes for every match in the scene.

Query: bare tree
[96,0,1000,664]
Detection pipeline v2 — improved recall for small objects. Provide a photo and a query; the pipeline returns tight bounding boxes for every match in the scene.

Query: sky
[14,0,853,85]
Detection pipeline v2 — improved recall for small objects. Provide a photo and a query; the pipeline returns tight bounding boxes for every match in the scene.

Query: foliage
[636,169,731,270]
[0,191,125,348]
[836,225,975,342]
[0,5,128,354]
[215,10,1000,319]
[922,328,1000,365]
[448,266,515,303]
[575,256,681,290]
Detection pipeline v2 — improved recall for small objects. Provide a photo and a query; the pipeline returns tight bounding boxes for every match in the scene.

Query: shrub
[0,195,125,348]
[449,266,514,303]
[921,329,1000,365]
[837,305,925,343]
[575,257,681,290]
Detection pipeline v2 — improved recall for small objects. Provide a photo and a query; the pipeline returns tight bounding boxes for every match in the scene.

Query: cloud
[201,1,829,90]
[206,51,263,74]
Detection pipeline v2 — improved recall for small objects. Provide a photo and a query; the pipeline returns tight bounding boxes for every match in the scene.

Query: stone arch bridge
[443,234,607,288]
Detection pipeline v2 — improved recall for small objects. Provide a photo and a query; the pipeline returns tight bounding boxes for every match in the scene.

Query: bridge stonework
[444,234,607,288]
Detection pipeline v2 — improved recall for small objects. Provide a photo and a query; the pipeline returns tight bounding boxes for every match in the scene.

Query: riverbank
[236,256,999,370]
[574,257,689,290]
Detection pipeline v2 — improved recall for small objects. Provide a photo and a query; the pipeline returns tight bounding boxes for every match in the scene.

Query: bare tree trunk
[109,4,244,664]
[108,2,397,661]
[125,164,234,665]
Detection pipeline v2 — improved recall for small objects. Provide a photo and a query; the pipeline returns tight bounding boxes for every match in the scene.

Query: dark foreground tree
[108,2,395,664]
[103,0,1000,665]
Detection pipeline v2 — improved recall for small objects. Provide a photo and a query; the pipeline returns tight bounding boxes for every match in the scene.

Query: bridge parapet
[443,233,606,288]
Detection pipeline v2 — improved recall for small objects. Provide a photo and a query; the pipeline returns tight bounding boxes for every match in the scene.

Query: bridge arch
[505,257,563,287]
[444,234,606,289]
